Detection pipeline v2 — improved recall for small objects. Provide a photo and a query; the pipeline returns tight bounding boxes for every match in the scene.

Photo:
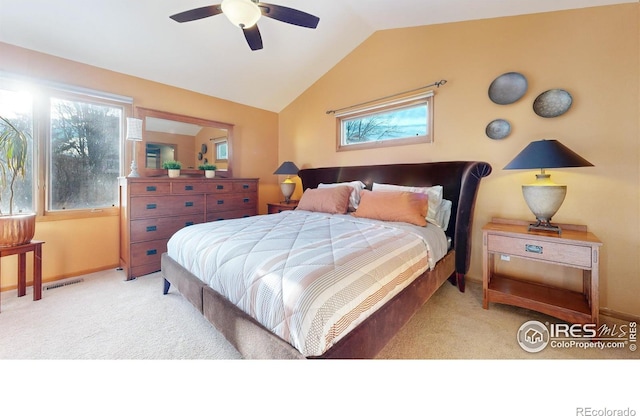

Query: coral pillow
[297,186,352,214]
[352,189,428,226]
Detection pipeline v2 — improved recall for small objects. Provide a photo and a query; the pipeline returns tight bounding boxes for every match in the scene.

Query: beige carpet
[0,268,637,360]
[1,268,638,415]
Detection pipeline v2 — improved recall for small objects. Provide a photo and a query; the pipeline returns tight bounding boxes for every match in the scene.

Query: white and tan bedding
[167,209,447,357]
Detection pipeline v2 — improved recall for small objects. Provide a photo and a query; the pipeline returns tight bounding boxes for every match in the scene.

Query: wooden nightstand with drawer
[482,218,602,324]
[267,200,299,214]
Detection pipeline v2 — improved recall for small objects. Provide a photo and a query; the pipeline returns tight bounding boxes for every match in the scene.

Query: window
[0,74,131,218]
[214,138,228,162]
[336,92,434,151]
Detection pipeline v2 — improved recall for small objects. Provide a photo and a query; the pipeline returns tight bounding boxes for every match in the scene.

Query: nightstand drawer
[487,234,593,268]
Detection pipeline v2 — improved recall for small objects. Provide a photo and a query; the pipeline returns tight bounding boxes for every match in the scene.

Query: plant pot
[167,169,180,178]
[205,170,216,178]
[0,213,36,247]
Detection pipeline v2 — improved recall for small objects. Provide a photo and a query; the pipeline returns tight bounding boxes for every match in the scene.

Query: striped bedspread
[167,210,447,357]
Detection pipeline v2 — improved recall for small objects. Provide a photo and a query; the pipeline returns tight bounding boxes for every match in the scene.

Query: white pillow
[318,180,366,211]
[434,199,452,231]
[372,183,443,226]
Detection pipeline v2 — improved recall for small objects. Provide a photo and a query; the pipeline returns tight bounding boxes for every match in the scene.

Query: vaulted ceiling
[1,0,632,112]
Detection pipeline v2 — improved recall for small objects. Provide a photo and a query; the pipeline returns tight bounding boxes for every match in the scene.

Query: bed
[161,161,491,358]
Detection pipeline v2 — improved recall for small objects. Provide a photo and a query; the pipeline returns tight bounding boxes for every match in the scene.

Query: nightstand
[482,218,602,324]
[267,200,299,214]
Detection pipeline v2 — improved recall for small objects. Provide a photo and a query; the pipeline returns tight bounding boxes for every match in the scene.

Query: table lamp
[126,117,143,177]
[504,139,593,234]
[273,161,299,203]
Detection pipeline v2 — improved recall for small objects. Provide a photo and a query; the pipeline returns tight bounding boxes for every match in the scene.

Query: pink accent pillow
[297,186,352,214]
[352,190,428,226]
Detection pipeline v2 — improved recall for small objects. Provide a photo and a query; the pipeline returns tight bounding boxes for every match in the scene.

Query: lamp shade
[221,0,261,28]
[273,161,299,176]
[504,139,593,170]
[126,117,143,141]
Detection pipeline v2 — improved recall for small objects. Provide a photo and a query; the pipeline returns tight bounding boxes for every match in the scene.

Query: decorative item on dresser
[504,139,593,235]
[126,117,143,177]
[273,161,299,203]
[119,176,258,280]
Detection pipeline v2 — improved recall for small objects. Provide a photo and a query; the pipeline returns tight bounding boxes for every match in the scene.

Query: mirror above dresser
[135,107,233,178]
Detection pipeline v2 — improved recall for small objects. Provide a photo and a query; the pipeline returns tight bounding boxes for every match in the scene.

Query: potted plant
[0,115,36,247]
[162,160,182,178]
[198,163,217,178]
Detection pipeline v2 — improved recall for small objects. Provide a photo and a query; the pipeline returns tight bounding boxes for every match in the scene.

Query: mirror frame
[134,107,234,178]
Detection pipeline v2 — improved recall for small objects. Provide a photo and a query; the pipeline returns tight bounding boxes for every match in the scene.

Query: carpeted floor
[1,268,637,415]
[0,267,636,360]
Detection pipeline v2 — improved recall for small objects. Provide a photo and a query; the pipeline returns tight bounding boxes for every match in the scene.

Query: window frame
[335,91,434,152]
[1,73,132,220]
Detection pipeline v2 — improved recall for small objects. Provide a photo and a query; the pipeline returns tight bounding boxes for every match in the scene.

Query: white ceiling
[0,0,633,112]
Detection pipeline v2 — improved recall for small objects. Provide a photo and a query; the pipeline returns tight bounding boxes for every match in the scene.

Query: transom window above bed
[334,91,434,152]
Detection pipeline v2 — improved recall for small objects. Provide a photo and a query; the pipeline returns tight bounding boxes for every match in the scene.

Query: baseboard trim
[599,307,640,322]
[0,264,121,293]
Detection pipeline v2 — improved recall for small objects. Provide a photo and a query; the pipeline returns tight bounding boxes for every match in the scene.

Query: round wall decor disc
[485,119,511,140]
[533,89,573,118]
[488,72,528,105]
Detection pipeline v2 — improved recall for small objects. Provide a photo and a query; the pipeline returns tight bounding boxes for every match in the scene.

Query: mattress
[166,210,448,356]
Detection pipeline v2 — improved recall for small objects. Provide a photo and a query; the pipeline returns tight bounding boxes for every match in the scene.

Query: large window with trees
[0,75,130,218]
[335,92,434,152]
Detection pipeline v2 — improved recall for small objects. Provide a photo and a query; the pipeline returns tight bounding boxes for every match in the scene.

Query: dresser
[119,176,259,280]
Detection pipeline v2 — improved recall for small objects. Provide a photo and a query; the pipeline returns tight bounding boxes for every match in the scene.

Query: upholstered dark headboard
[298,161,492,289]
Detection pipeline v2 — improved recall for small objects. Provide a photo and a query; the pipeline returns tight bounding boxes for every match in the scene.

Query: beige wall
[0,42,280,290]
[279,4,640,317]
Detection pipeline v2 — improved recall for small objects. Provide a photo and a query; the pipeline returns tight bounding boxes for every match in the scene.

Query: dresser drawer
[130,239,168,268]
[130,214,203,242]
[205,181,233,194]
[232,181,257,193]
[131,195,205,219]
[170,181,208,194]
[206,208,256,222]
[130,182,171,196]
[206,193,257,213]
[487,234,593,268]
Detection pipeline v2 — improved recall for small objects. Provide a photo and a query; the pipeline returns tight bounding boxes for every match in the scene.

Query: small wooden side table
[0,240,44,312]
[482,219,601,324]
[267,200,299,214]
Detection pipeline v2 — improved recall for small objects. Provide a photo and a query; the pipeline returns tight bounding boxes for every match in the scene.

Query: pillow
[318,180,366,211]
[433,199,452,230]
[352,190,428,226]
[372,182,443,225]
[297,186,352,214]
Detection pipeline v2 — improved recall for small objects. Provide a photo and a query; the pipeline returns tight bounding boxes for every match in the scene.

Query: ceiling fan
[170,0,320,51]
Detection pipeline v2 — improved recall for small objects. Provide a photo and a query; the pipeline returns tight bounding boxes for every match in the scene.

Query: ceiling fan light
[221,0,261,28]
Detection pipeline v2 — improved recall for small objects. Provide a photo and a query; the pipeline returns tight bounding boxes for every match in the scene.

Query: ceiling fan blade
[258,3,319,29]
[170,5,223,23]
[243,25,263,51]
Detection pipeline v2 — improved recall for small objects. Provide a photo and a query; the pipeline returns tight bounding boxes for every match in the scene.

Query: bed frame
[161,161,491,358]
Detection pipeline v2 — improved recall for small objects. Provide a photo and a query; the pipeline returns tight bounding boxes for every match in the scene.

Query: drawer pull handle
[146,249,157,256]
[242,184,249,189]
[146,226,157,232]
[185,185,194,191]
[185,201,194,207]
[243,198,250,203]
[217,200,224,205]
[216,185,224,190]
[525,244,543,254]
[146,186,157,192]
[146,203,157,210]
[215,217,224,221]
[185,221,194,226]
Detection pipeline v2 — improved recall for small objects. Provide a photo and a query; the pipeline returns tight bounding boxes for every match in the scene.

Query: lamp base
[528,219,562,235]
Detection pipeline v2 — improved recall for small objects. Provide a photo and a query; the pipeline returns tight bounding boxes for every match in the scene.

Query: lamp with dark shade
[274,161,299,203]
[504,139,593,234]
